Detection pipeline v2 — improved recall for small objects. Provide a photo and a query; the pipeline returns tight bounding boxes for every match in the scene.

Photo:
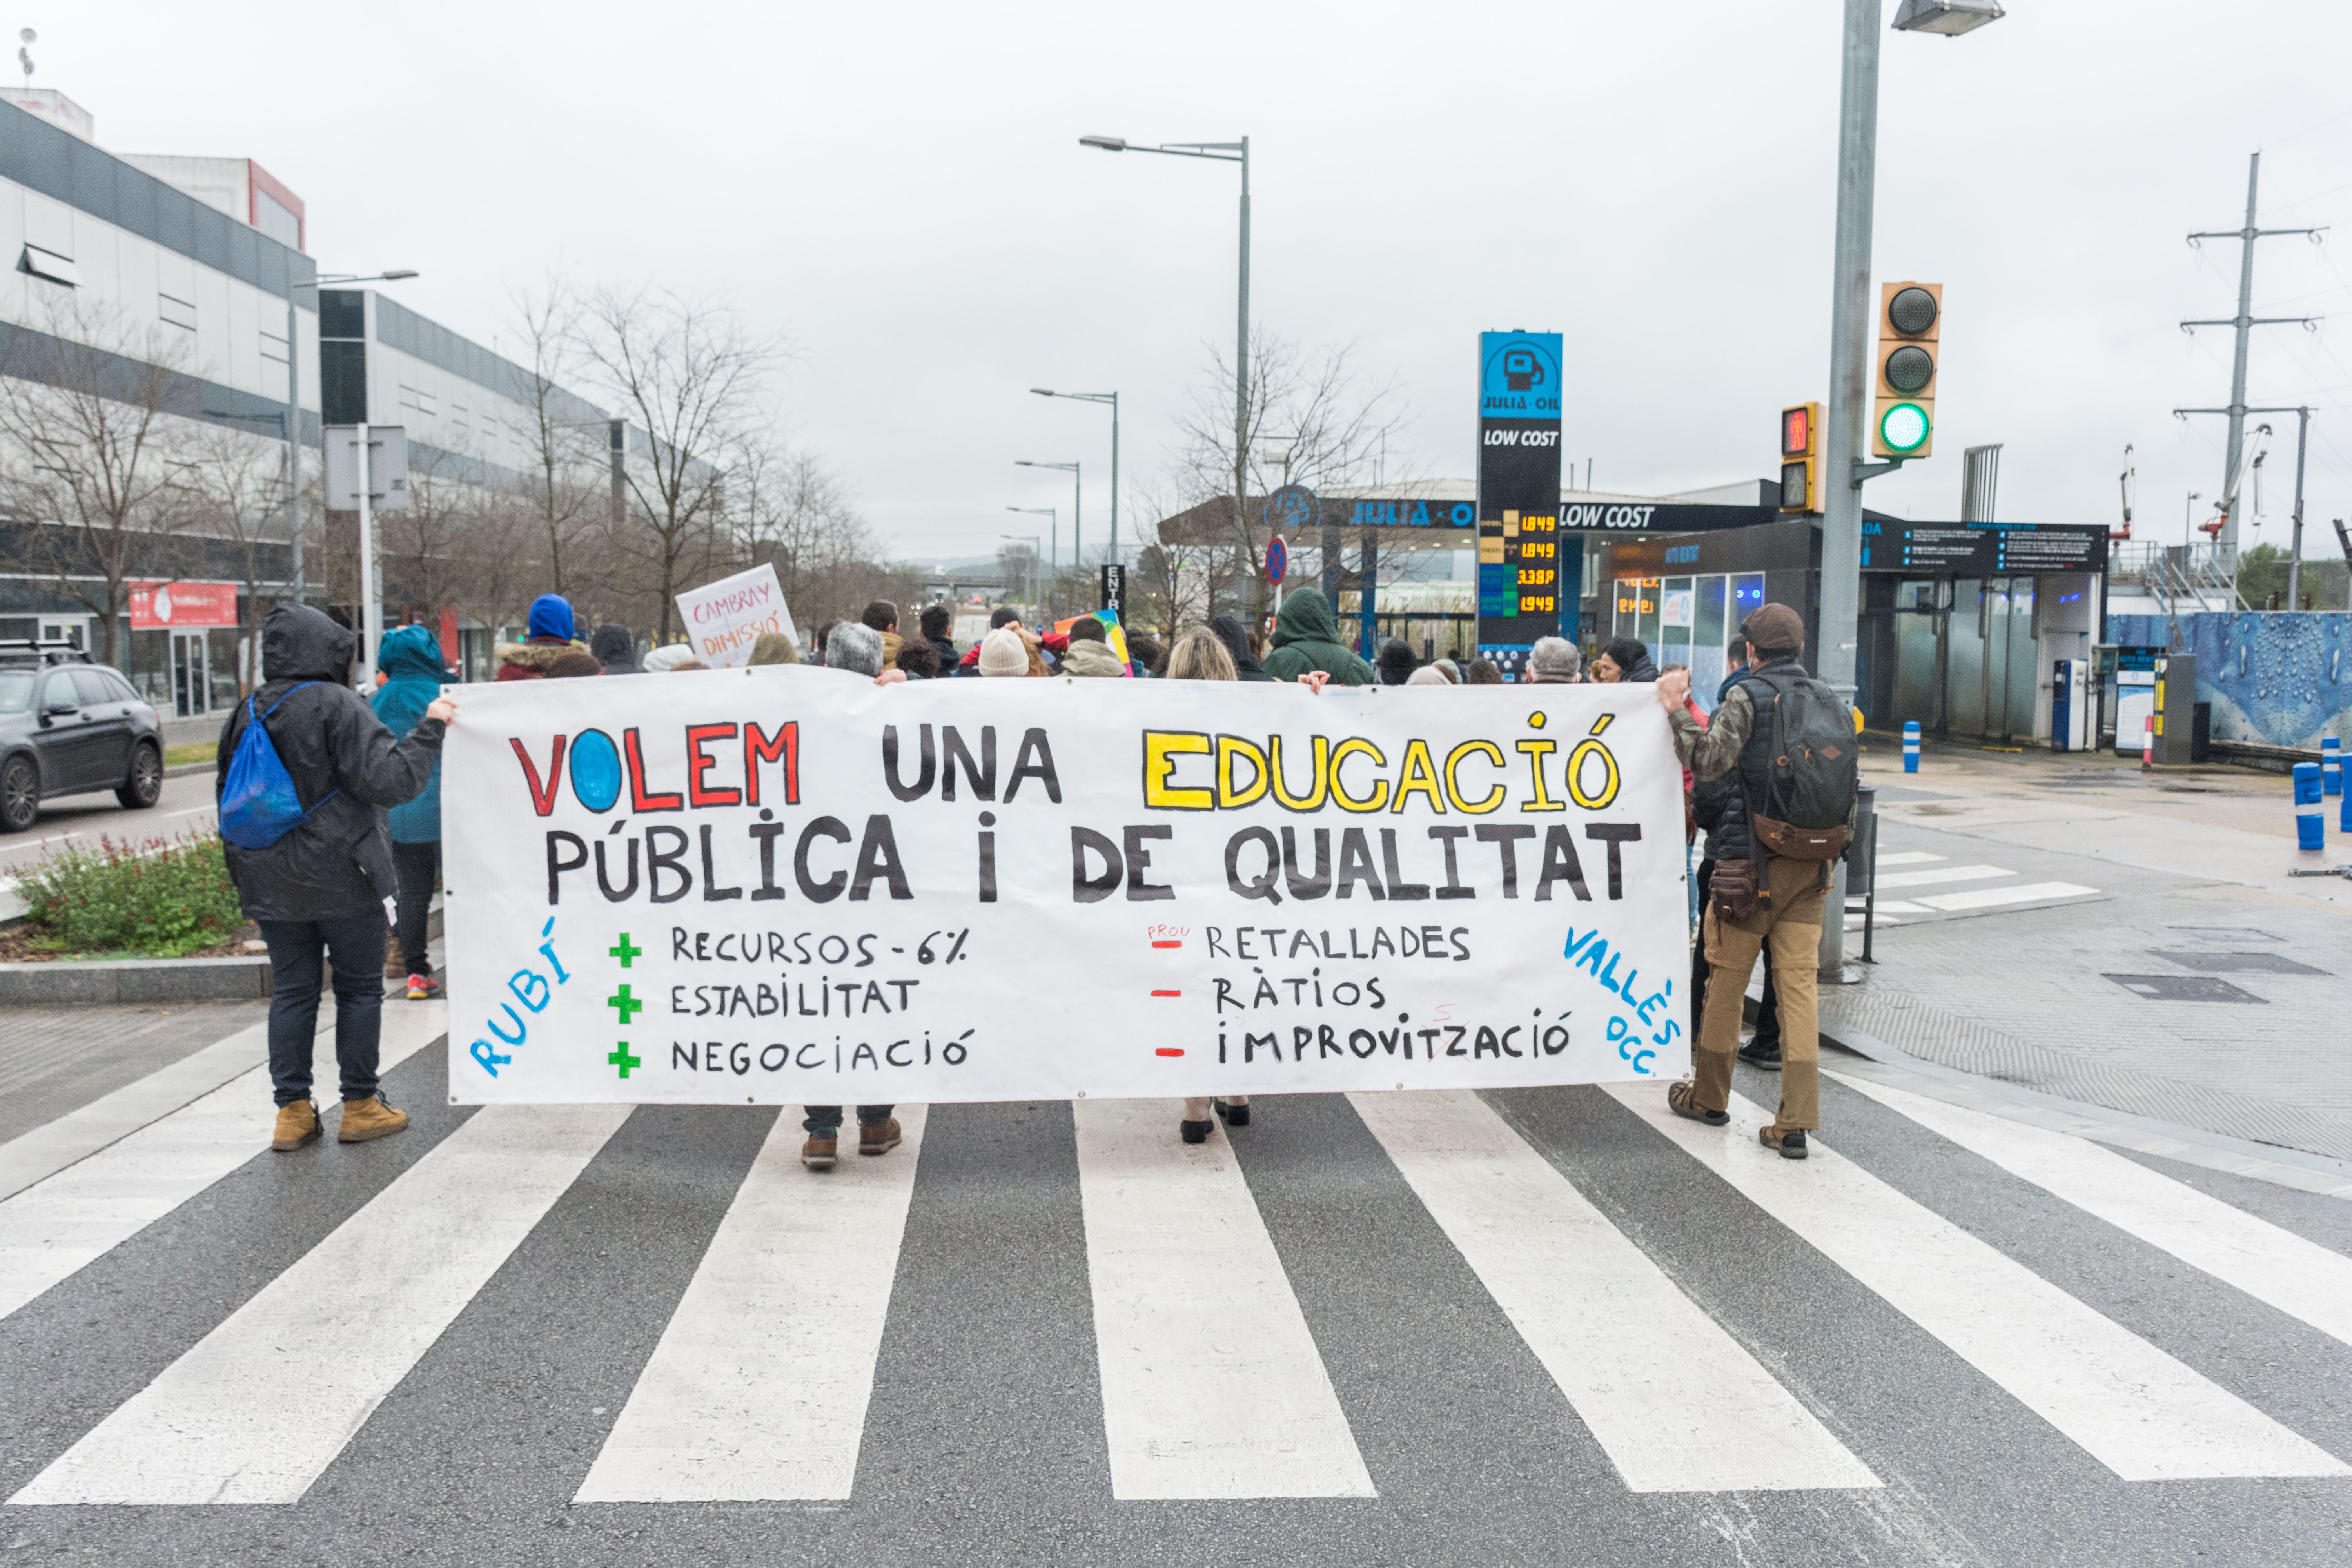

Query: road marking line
[1351,1090,1878,1493]
[1873,851,1947,865]
[1074,1097,1375,1500]
[1912,880,2100,911]
[1830,1072,2352,1352]
[573,1106,927,1503]
[1605,1083,2348,1481]
[11,1102,631,1506]
[0,1002,446,1323]
[1873,864,2014,889]
[0,1020,272,1203]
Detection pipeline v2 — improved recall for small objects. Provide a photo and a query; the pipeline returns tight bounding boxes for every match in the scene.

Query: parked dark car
[0,642,166,833]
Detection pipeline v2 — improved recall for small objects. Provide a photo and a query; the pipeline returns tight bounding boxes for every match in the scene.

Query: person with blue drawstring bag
[216,604,455,1153]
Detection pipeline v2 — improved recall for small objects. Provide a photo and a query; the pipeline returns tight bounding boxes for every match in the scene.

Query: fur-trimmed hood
[496,640,578,675]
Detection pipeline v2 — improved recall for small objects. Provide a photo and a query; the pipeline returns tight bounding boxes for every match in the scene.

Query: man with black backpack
[1653,602,1858,1159]
[217,604,455,1153]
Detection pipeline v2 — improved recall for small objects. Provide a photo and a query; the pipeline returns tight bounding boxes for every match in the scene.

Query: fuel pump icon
[1503,348,1545,392]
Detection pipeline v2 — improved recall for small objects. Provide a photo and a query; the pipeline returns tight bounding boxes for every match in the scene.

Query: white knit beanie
[978,627,1030,677]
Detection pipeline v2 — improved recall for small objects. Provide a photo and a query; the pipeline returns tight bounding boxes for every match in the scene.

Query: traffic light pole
[1818,0,1881,702]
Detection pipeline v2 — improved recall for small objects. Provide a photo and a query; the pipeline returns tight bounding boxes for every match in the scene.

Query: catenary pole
[2288,405,2309,610]
[1235,136,1254,619]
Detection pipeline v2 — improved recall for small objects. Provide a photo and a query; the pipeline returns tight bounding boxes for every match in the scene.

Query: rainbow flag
[1052,607,1134,675]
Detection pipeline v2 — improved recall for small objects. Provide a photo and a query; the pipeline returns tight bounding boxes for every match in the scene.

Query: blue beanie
[526,593,575,643]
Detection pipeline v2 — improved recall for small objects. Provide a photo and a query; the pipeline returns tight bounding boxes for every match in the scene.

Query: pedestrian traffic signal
[1779,401,1820,513]
[1872,281,1940,459]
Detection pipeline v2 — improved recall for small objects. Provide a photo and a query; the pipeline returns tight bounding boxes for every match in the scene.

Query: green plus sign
[608,1042,641,1079]
[607,984,643,1025]
[609,933,641,968]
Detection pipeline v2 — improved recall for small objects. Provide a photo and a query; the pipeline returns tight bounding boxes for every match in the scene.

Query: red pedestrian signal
[1779,401,1821,513]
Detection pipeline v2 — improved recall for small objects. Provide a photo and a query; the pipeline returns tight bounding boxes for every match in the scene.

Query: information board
[1475,332,1565,674]
[1858,521,2109,575]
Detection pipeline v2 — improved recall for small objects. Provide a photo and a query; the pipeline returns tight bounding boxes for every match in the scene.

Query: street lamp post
[1032,388,1119,563]
[1818,0,2002,979]
[1820,0,2004,699]
[1080,134,1254,613]
[281,267,417,607]
[1016,460,1080,569]
[1005,511,1054,612]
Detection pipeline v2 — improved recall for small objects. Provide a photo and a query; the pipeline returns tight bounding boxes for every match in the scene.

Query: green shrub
[17,831,246,958]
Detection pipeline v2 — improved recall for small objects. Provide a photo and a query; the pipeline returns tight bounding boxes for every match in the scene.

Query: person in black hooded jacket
[1207,614,1276,682]
[216,604,454,1152]
[591,623,640,675]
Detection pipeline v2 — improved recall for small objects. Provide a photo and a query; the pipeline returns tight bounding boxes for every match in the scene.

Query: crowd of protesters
[219,580,1824,1169]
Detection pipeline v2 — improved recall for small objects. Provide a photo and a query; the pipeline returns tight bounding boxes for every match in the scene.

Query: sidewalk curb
[164,762,211,779]
[0,956,272,1005]
[1804,1004,2352,1200]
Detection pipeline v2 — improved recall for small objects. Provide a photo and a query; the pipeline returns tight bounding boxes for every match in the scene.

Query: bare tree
[0,295,206,664]
[184,421,291,691]
[1165,332,1418,590]
[504,275,609,598]
[572,287,781,642]
[378,445,480,630]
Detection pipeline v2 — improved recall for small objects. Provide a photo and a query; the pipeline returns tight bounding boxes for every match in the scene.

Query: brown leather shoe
[802,1133,839,1170]
[858,1118,902,1156]
[337,1095,410,1143]
[272,1100,321,1152]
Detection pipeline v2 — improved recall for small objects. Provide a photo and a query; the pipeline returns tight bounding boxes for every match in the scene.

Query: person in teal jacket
[1259,586,1375,685]
[371,624,452,1000]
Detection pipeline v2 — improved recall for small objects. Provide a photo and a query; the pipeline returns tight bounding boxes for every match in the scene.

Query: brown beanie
[1739,603,1806,657]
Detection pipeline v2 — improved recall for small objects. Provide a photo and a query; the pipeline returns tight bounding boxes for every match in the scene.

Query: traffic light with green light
[1779,401,1820,512]
[1872,281,1940,459]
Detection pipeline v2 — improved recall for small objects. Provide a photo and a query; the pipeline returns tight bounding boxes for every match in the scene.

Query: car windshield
[0,668,33,713]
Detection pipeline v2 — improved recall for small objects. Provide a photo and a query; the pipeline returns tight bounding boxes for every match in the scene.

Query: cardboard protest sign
[676,564,796,669]
[442,671,1691,1105]
[1052,607,1132,672]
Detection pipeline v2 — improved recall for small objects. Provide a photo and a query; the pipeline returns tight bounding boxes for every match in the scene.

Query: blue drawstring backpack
[219,683,339,849]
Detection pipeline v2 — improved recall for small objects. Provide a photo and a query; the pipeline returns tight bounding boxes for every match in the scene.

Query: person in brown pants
[1652,602,1830,1159]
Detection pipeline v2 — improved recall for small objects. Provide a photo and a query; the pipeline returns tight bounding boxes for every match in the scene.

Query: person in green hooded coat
[1259,586,1376,686]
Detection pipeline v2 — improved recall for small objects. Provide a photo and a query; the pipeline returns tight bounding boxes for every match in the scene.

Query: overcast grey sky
[52,1,2352,565]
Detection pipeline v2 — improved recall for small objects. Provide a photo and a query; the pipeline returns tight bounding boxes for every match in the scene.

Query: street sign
[1265,535,1287,585]
[1100,562,1126,616]
[323,425,410,511]
[1858,520,2109,575]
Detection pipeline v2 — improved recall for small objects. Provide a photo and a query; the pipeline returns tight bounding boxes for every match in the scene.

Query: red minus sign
[1155,1048,1184,1057]
[1150,989,1181,997]
[1151,940,1182,948]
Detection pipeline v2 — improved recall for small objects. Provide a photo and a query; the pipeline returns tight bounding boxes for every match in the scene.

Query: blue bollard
[1903,720,1921,775]
[2323,735,2343,798]
[2294,762,2324,851]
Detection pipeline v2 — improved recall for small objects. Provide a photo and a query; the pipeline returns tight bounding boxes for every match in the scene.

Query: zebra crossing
[1851,848,2101,929]
[2,1024,2350,1553]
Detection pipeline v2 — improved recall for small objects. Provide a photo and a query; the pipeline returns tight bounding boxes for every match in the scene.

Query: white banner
[675,563,797,669]
[441,670,1692,1105]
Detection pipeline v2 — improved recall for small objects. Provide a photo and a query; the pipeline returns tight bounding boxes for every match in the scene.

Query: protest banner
[676,564,797,668]
[441,671,1691,1105]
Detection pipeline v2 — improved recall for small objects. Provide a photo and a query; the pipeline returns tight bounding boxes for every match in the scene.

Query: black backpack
[1744,667,1858,861]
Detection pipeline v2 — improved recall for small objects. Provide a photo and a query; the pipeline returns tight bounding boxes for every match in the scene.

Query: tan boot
[272,1100,321,1152]
[859,1118,902,1156]
[337,1095,410,1143]
[801,1133,838,1170]
[383,935,406,979]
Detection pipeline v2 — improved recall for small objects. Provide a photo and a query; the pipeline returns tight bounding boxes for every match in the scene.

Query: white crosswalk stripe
[11,1103,631,1506]
[5,1041,2349,1509]
[1074,1098,1374,1500]
[1830,1072,2352,1350]
[1604,1083,2350,1481]
[575,1106,929,1503]
[1350,1089,1878,1492]
[0,1002,446,1323]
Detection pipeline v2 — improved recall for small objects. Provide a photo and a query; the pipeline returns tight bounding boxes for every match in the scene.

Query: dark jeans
[391,839,439,979]
[803,1105,894,1134]
[1695,857,1782,1052]
[260,916,388,1107]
